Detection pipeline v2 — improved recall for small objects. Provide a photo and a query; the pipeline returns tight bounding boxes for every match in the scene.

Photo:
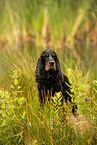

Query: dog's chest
[44,75,61,90]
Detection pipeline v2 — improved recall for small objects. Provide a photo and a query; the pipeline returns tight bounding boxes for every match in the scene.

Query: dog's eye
[45,54,49,57]
[51,54,55,57]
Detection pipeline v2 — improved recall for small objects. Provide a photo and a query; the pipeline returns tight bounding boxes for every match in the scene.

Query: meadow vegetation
[0,0,97,144]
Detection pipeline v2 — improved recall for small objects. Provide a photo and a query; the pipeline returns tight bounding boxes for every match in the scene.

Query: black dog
[35,49,77,115]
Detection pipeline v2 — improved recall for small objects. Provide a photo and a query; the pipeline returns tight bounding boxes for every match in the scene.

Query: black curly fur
[35,49,77,115]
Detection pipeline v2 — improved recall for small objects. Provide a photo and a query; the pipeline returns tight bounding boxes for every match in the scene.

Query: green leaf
[14,79,19,85]
[18,85,21,90]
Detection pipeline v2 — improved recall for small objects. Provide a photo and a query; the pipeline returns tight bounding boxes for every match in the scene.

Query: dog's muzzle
[45,61,56,71]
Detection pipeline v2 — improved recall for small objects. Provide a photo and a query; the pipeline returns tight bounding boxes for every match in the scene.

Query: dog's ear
[36,56,43,73]
[56,55,61,73]
[35,55,45,82]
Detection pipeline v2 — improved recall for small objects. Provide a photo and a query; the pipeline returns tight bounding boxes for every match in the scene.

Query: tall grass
[0,49,97,144]
[0,0,97,144]
[0,0,97,49]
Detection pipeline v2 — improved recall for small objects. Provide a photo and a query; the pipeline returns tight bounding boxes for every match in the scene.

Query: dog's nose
[49,61,54,66]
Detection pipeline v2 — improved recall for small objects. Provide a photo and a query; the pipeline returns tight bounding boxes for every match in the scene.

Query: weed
[0,68,26,144]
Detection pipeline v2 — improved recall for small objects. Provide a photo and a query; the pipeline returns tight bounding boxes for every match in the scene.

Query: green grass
[0,0,97,144]
[0,0,97,48]
[0,49,97,144]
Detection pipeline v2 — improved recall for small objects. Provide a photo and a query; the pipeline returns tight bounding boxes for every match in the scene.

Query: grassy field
[0,0,97,144]
[0,47,97,145]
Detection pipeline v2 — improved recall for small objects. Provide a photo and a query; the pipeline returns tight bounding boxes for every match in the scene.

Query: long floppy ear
[55,55,61,74]
[35,55,45,83]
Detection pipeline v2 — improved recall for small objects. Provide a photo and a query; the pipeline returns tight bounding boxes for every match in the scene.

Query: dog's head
[40,49,61,73]
[36,49,62,82]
